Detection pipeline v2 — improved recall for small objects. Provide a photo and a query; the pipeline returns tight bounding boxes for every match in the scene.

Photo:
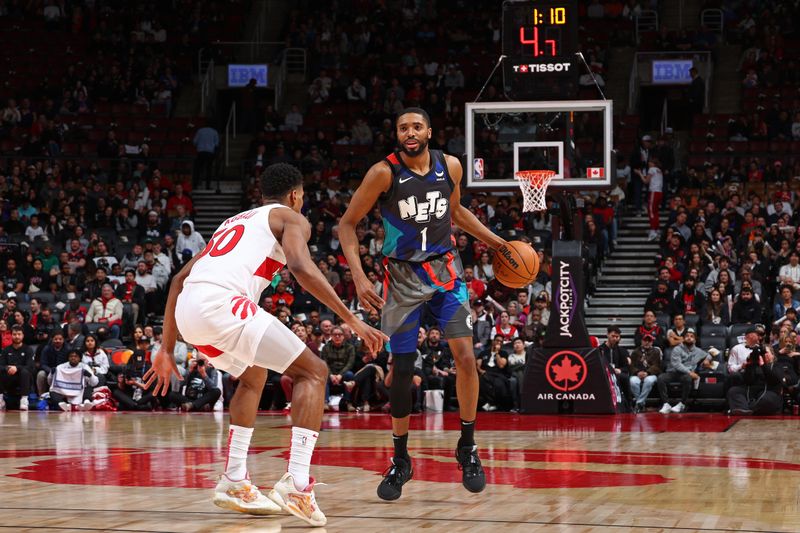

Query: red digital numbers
[519,26,558,57]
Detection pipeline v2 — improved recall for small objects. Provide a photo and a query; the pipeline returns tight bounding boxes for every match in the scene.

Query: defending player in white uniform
[145,163,386,527]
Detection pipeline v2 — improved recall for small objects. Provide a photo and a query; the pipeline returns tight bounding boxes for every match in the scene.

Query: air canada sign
[522,347,620,414]
[538,350,595,400]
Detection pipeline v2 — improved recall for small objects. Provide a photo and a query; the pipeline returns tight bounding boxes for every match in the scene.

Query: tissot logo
[513,62,571,73]
[398,191,448,223]
[545,350,587,392]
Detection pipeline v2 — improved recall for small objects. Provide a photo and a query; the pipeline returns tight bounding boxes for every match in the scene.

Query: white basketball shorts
[175,282,306,377]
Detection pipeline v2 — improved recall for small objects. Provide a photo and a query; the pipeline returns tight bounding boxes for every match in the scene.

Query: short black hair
[607,325,621,334]
[397,107,431,128]
[260,163,303,199]
[10,325,23,333]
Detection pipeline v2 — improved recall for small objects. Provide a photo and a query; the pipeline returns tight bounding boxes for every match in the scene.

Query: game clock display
[502,0,578,100]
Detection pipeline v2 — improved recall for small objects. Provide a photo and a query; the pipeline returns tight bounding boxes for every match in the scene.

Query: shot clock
[502,0,578,100]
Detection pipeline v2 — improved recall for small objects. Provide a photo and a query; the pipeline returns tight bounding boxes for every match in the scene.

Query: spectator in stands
[283,104,303,132]
[192,123,219,190]
[0,325,34,410]
[48,349,99,412]
[735,266,762,301]
[634,310,665,349]
[320,326,356,410]
[491,310,519,342]
[703,288,730,326]
[135,261,158,316]
[86,283,123,339]
[687,67,705,116]
[36,330,68,395]
[645,281,673,314]
[476,336,510,412]
[120,244,145,272]
[598,325,632,409]
[176,221,205,258]
[84,267,109,303]
[81,334,109,386]
[778,252,800,295]
[657,328,707,414]
[629,333,663,413]
[732,286,762,324]
[675,276,705,317]
[773,285,800,320]
[658,316,679,359]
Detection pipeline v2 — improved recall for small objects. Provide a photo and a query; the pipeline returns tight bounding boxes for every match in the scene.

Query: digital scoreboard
[502,0,579,100]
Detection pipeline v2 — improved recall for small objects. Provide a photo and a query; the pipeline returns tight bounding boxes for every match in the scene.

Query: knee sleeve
[389,353,416,419]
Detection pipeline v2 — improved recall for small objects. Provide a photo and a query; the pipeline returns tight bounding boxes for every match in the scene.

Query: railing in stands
[660,98,669,135]
[274,47,307,111]
[200,58,216,117]
[635,10,658,44]
[224,102,237,168]
[701,9,724,37]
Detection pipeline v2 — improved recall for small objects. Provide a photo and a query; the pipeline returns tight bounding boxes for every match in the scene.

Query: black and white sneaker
[377,456,413,501]
[456,445,486,493]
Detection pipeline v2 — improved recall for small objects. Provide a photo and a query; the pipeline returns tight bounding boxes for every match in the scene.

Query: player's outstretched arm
[143,254,200,395]
[446,154,507,251]
[339,162,392,313]
[277,208,388,354]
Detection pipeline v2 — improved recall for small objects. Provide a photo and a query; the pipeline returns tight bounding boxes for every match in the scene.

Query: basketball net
[516,170,555,213]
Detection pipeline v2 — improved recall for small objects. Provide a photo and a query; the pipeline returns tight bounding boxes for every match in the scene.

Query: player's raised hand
[143,345,183,396]
[354,274,385,313]
[349,320,389,355]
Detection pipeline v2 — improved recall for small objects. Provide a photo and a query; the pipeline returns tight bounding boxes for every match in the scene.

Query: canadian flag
[587,167,604,178]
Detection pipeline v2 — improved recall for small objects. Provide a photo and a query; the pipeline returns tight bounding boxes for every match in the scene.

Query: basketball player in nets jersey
[340,108,508,500]
[145,163,386,527]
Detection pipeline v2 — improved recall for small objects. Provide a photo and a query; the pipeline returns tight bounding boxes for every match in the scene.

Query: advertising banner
[521,347,622,414]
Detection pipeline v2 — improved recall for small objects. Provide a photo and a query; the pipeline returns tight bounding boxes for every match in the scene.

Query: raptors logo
[230,295,257,320]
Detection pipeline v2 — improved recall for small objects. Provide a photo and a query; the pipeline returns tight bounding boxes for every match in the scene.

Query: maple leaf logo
[552,356,581,384]
[545,351,588,392]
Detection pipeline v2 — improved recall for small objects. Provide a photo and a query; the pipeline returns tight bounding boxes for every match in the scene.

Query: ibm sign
[652,60,693,85]
[228,64,269,87]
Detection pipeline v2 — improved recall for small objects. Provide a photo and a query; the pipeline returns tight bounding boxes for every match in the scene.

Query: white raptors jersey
[183,203,289,301]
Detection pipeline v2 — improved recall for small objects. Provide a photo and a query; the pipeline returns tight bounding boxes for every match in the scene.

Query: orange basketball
[493,240,539,288]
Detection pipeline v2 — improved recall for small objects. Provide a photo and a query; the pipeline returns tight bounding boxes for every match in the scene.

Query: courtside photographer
[726,326,785,416]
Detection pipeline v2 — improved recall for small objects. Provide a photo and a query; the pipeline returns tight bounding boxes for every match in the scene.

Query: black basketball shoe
[377,456,413,501]
[456,445,486,493]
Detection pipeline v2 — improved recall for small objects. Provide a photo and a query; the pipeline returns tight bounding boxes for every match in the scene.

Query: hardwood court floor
[2,410,800,533]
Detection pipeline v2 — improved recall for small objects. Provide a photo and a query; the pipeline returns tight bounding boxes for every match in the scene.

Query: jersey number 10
[198,224,246,259]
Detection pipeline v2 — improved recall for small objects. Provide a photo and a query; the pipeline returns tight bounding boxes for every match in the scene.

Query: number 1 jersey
[380,149,455,262]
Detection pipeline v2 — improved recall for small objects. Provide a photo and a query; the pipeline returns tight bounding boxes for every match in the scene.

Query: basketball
[493,241,539,288]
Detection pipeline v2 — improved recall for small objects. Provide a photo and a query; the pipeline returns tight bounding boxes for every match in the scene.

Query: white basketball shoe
[213,474,283,515]
[268,472,327,527]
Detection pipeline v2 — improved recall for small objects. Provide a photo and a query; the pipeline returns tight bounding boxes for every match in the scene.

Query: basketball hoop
[516,170,555,212]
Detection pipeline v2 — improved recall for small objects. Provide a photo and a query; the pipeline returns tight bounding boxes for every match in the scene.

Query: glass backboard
[465,100,613,190]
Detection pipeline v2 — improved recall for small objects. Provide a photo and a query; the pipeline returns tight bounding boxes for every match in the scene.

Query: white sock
[224,425,253,481]
[288,426,318,491]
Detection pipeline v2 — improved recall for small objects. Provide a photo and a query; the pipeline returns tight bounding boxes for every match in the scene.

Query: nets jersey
[183,203,288,301]
[380,150,454,262]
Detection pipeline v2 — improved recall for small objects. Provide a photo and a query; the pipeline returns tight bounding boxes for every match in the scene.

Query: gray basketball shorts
[381,251,473,353]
